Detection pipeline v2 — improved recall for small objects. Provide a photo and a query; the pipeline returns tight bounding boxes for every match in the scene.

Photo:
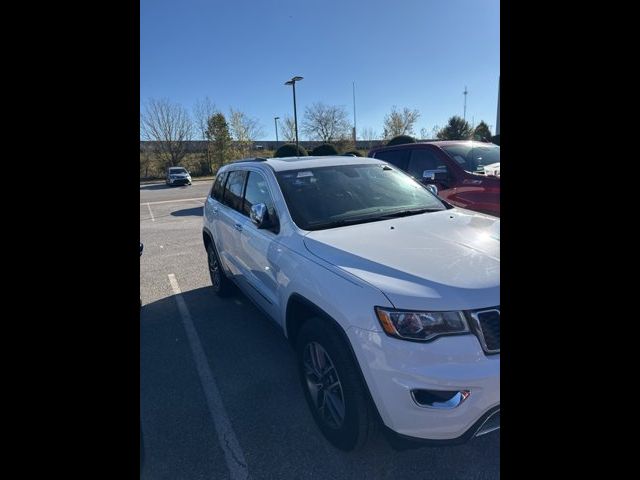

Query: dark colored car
[368,141,500,217]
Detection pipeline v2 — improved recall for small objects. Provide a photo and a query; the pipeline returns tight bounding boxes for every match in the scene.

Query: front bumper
[384,406,499,448]
[169,177,191,185]
[346,327,499,441]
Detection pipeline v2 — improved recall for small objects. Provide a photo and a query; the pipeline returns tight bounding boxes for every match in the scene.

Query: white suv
[166,167,192,186]
[202,156,500,451]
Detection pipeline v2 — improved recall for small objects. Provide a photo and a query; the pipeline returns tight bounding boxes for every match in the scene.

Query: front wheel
[296,318,378,451]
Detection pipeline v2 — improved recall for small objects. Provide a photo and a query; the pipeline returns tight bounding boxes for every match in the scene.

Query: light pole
[284,76,303,153]
[274,116,280,149]
[463,86,468,121]
[352,81,357,144]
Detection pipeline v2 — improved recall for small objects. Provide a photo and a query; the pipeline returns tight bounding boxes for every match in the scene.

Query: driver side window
[243,171,279,233]
[407,149,448,178]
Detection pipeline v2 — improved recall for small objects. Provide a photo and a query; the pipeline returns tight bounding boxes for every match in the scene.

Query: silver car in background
[166,167,192,186]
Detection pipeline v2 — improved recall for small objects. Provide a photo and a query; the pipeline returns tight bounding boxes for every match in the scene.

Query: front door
[236,170,281,319]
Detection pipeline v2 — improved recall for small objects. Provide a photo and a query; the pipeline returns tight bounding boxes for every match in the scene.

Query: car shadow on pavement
[171,206,203,217]
[140,285,500,479]
[140,183,192,191]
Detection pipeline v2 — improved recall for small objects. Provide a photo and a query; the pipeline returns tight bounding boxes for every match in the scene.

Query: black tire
[296,317,378,451]
[205,240,233,297]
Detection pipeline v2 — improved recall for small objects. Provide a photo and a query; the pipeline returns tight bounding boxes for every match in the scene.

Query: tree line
[140,97,495,177]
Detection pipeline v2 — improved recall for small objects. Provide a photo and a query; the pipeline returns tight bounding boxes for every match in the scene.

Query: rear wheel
[296,317,378,451]
[206,241,233,297]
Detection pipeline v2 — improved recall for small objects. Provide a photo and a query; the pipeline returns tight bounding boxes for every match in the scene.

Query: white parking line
[146,203,155,222]
[141,197,205,206]
[168,274,250,480]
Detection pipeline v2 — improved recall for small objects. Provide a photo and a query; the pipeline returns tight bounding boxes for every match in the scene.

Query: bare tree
[193,97,217,174]
[140,148,152,179]
[193,97,217,140]
[302,102,351,143]
[229,108,264,158]
[141,98,193,168]
[382,106,421,139]
[419,127,429,140]
[361,127,379,149]
[280,116,297,143]
[431,125,441,138]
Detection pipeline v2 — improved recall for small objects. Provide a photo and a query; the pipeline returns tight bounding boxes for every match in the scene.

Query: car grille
[469,307,500,354]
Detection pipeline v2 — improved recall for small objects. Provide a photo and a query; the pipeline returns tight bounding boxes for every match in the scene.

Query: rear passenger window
[222,170,247,212]
[407,149,448,178]
[211,171,228,201]
[372,149,410,171]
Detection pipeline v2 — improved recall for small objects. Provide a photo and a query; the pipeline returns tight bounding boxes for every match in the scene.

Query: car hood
[303,209,500,311]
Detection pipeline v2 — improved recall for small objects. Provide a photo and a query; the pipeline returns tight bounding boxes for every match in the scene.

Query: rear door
[204,171,228,242]
[217,169,248,277]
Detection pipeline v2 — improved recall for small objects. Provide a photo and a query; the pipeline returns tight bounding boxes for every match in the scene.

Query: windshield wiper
[376,207,443,219]
[306,208,442,231]
[307,216,384,231]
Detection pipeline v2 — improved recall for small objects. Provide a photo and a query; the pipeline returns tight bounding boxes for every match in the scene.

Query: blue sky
[141,0,499,140]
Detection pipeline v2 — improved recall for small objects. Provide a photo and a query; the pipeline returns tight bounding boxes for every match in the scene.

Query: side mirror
[422,169,448,184]
[250,203,269,229]
[426,184,438,196]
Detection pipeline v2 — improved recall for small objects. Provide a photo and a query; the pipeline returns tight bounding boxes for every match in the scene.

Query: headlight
[375,306,469,341]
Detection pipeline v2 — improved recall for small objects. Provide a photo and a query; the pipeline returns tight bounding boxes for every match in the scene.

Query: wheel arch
[202,227,214,248]
[285,292,385,427]
[285,293,344,347]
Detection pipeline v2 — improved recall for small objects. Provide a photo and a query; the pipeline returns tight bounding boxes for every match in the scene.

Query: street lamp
[274,116,280,149]
[284,75,303,153]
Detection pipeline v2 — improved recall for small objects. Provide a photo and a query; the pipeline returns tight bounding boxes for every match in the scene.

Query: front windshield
[276,163,446,231]
[440,142,500,173]
[170,168,187,174]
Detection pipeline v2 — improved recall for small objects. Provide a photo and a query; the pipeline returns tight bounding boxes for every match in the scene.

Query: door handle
[212,207,218,214]
[234,223,243,231]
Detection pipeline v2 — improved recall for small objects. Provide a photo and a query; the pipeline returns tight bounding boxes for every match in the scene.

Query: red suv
[368,141,500,217]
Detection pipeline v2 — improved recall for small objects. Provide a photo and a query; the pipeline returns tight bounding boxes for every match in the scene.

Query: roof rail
[232,157,269,163]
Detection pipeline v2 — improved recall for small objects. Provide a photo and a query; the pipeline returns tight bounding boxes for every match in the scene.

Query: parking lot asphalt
[140,182,500,480]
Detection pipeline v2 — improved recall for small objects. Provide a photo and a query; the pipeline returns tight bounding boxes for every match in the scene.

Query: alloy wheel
[303,341,346,429]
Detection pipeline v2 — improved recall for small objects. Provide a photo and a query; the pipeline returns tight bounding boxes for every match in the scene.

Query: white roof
[227,156,385,172]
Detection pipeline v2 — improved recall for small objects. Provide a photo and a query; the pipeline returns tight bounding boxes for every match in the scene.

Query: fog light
[411,389,470,409]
